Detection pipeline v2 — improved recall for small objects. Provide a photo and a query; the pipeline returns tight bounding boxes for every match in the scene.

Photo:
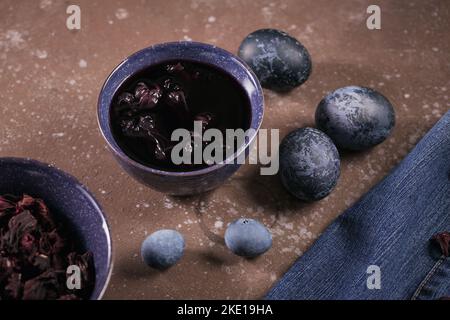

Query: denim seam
[411,255,446,300]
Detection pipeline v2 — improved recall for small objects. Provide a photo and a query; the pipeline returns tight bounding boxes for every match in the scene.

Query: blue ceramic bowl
[0,157,113,300]
[97,41,264,195]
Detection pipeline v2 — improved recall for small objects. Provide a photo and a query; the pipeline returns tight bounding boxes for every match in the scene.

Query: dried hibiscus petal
[0,257,14,285]
[48,229,66,254]
[14,195,53,230]
[0,256,14,271]
[31,254,51,272]
[34,198,54,230]
[15,194,36,213]
[20,232,36,252]
[2,211,37,254]
[431,232,450,257]
[117,92,135,106]
[58,294,80,300]
[0,194,95,300]
[0,196,15,213]
[23,270,62,300]
[166,62,184,73]
[67,252,94,286]
[4,272,22,299]
[134,82,162,109]
[38,229,66,256]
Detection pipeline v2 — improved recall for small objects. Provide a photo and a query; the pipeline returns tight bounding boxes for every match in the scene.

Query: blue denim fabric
[266,111,450,300]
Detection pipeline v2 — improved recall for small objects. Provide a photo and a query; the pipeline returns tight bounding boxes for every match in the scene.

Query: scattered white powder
[78,59,87,68]
[223,266,232,274]
[164,197,174,209]
[52,132,65,138]
[261,6,274,22]
[115,8,129,20]
[0,30,26,50]
[39,0,52,9]
[207,16,216,23]
[284,222,294,230]
[214,220,223,229]
[33,49,48,59]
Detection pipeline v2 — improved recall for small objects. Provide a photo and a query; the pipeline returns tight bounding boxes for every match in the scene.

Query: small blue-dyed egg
[141,229,185,269]
[224,218,272,258]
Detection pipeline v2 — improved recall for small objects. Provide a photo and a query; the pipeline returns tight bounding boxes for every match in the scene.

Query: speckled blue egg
[238,29,312,91]
[141,229,185,269]
[280,128,340,201]
[224,218,272,258]
[315,86,396,150]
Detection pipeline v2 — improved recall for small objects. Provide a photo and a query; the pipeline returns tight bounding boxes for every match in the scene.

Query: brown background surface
[0,0,449,299]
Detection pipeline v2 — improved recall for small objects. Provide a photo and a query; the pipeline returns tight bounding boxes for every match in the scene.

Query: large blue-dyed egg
[315,86,395,150]
[238,29,311,91]
[279,127,340,201]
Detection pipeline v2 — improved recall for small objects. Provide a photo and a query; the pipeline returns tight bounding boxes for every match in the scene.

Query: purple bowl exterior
[97,41,264,196]
[0,157,113,300]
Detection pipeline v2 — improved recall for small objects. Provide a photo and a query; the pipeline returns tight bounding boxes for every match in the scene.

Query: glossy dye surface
[110,60,251,171]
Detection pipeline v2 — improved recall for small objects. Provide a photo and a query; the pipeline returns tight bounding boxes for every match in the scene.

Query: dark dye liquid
[110,60,251,171]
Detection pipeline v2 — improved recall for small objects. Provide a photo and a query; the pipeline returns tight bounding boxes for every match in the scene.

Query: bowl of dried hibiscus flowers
[0,157,112,300]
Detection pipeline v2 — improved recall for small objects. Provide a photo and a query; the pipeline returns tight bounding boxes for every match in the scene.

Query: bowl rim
[97,41,264,177]
[0,157,114,300]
